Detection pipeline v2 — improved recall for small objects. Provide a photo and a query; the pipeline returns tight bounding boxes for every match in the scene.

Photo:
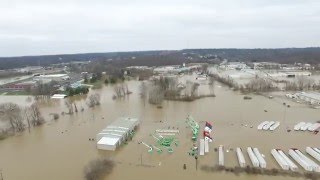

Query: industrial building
[1,81,36,90]
[33,74,70,82]
[296,92,320,105]
[287,92,320,105]
[96,117,139,151]
[220,62,249,70]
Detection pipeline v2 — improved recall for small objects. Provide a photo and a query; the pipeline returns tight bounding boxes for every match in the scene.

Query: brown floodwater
[0,79,319,180]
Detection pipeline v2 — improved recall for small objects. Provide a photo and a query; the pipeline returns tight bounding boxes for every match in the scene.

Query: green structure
[186,116,199,141]
[151,133,179,153]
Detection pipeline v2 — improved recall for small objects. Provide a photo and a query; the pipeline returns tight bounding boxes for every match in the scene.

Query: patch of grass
[85,80,104,89]
[5,91,32,96]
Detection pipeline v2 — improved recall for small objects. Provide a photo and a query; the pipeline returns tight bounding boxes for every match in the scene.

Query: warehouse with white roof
[96,117,139,151]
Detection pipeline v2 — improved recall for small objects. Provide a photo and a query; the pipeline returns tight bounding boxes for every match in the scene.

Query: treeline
[284,76,320,91]
[0,51,163,70]
[3,48,319,70]
[184,48,320,64]
[139,76,215,106]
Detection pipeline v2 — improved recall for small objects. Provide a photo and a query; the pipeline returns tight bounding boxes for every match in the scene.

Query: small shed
[51,94,67,99]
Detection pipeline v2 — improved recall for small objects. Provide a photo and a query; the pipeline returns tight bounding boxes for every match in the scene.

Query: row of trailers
[272,147,320,172]
[218,146,267,168]
[218,146,320,173]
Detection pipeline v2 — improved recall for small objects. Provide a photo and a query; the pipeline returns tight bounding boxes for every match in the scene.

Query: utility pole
[283,102,287,129]
[195,156,198,170]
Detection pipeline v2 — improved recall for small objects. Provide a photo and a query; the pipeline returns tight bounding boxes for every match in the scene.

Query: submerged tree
[27,102,45,126]
[83,158,115,180]
[113,83,131,99]
[65,99,74,114]
[0,103,25,132]
[87,93,101,107]
[139,81,148,106]
[208,76,215,95]
[148,86,164,105]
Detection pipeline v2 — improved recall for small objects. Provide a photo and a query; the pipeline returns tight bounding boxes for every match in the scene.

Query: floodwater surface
[0,79,319,180]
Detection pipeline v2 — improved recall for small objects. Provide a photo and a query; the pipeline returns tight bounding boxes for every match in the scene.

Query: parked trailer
[247,147,260,168]
[271,149,289,170]
[257,121,269,130]
[306,147,320,162]
[301,123,313,131]
[294,122,305,131]
[314,148,320,155]
[199,139,205,156]
[218,145,224,166]
[263,121,275,130]
[308,123,320,132]
[295,149,320,172]
[278,150,298,171]
[289,149,312,171]
[270,122,280,131]
[204,139,209,153]
[253,148,266,168]
[236,148,246,168]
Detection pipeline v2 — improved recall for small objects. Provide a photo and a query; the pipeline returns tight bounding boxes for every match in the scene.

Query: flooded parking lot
[0,80,319,180]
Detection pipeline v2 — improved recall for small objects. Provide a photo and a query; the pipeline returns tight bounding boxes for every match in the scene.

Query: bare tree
[65,99,74,114]
[113,83,131,99]
[190,82,200,97]
[202,64,209,74]
[28,103,45,126]
[0,103,25,132]
[245,78,274,92]
[296,76,306,91]
[87,93,101,107]
[51,113,60,120]
[208,76,215,95]
[23,108,31,133]
[285,76,316,91]
[148,86,164,105]
[74,103,78,113]
[139,82,148,106]
[84,158,115,180]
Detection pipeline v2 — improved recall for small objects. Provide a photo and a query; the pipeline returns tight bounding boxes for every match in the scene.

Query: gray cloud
[0,0,319,56]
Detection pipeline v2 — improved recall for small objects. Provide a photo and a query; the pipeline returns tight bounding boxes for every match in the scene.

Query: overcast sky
[0,0,319,57]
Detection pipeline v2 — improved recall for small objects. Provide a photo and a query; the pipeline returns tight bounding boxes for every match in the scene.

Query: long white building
[96,117,139,151]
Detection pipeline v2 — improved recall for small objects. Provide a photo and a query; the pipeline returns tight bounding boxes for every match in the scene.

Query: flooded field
[0,80,319,180]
